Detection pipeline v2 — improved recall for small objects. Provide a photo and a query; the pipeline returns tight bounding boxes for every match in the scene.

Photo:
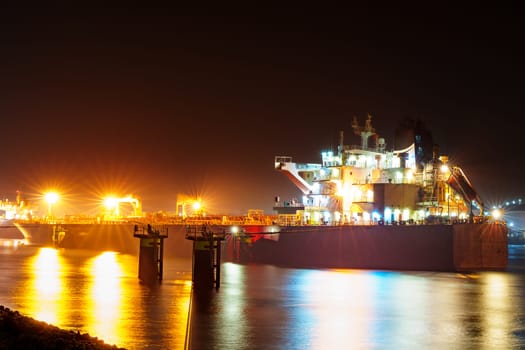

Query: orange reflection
[482,273,511,348]
[28,247,64,325]
[86,252,124,346]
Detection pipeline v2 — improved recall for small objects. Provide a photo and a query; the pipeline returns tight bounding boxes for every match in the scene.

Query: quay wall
[17,223,193,258]
[10,222,509,271]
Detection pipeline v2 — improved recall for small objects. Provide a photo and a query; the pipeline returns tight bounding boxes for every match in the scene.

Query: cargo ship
[0,116,509,271]
[226,116,508,271]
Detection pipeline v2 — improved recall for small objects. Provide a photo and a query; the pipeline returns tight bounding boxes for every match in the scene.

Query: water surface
[1,245,524,349]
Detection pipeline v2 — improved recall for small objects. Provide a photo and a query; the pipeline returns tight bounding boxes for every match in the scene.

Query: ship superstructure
[274,115,484,226]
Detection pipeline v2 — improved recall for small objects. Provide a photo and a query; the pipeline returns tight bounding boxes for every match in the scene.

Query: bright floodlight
[440,164,449,173]
[104,197,118,209]
[44,192,59,218]
[492,209,502,220]
[193,201,201,211]
[45,192,59,204]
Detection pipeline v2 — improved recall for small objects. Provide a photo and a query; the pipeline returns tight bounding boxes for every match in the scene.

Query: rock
[0,305,126,349]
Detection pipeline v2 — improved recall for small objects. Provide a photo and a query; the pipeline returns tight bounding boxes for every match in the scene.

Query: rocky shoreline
[0,305,125,349]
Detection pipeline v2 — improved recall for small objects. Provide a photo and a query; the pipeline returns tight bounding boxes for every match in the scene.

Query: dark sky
[0,5,523,215]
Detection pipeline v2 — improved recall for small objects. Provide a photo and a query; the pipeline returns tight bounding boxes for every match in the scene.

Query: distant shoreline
[0,305,125,350]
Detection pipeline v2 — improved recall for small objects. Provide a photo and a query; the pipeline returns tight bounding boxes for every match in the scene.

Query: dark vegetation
[0,305,125,350]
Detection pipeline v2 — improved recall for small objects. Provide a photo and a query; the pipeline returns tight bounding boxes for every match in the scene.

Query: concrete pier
[133,224,168,282]
[186,225,225,290]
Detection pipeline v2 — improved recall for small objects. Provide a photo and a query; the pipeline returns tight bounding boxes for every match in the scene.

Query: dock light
[44,192,59,218]
[193,201,201,211]
[491,209,502,220]
[104,196,120,218]
[104,197,118,209]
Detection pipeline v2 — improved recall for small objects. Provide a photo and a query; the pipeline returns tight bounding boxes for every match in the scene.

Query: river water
[1,244,524,349]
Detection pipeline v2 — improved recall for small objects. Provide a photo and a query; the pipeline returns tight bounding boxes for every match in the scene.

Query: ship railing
[313,174,331,181]
[275,156,293,163]
[181,217,223,226]
[243,216,276,225]
[273,202,303,208]
[221,218,244,225]
[133,224,168,238]
[346,144,386,153]
[185,224,226,241]
[295,163,322,170]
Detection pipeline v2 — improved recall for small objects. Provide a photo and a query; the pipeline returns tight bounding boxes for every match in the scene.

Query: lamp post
[45,192,59,220]
[193,200,202,216]
[104,197,119,221]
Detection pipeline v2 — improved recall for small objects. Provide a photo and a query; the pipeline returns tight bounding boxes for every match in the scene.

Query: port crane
[104,195,142,218]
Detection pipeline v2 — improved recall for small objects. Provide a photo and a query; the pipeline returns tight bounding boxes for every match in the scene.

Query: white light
[104,197,118,209]
[492,209,502,220]
[45,192,59,204]
[384,207,392,221]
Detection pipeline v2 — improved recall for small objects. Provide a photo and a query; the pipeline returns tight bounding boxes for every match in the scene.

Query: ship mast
[352,114,376,150]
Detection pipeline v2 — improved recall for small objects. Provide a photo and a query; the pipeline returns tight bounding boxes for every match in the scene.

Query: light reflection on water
[87,252,125,345]
[2,246,192,349]
[1,245,525,349]
[189,259,525,349]
[28,247,64,325]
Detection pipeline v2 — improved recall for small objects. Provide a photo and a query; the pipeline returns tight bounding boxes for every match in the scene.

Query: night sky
[0,5,523,216]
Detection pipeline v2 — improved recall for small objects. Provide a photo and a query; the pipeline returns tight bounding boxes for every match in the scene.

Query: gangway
[274,156,316,194]
[447,166,484,216]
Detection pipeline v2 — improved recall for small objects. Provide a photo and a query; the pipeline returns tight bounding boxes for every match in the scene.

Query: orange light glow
[44,192,59,204]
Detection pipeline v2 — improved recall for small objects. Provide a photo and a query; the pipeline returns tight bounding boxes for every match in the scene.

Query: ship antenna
[352,114,376,150]
[338,130,344,157]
